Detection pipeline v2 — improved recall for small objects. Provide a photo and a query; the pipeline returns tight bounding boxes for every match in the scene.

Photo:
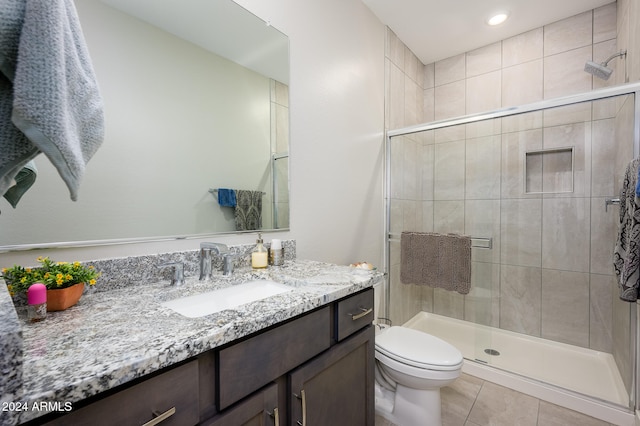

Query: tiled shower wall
[385,2,636,381]
[389,98,632,348]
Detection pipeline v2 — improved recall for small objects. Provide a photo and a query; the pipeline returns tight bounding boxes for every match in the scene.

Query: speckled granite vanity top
[10,259,381,424]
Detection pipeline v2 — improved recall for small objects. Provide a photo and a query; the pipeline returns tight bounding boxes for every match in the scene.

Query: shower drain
[484,348,500,356]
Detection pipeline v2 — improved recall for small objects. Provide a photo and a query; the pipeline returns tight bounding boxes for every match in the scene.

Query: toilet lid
[375,326,463,370]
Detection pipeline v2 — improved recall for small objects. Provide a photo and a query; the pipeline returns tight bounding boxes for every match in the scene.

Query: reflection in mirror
[0,0,289,249]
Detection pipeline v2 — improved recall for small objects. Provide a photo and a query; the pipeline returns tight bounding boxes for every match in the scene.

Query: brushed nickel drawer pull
[268,407,280,426]
[294,392,304,425]
[350,307,373,321]
[293,390,307,425]
[300,389,307,426]
[142,407,176,426]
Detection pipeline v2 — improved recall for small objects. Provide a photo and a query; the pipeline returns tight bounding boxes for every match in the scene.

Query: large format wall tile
[466,71,502,114]
[541,269,590,347]
[434,140,465,200]
[501,199,542,268]
[543,46,593,99]
[541,197,591,272]
[502,28,543,67]
[543,11,592,56]
[500,265,542,336]
[465,136,501,200]
[466,42,502,78]
[502,60,543,106]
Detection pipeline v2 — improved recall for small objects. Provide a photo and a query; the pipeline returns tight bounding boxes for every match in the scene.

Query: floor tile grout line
[534,399,541,426]
[465,377,485,424]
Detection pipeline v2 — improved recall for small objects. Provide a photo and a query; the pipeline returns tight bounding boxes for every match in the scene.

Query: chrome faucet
[159,262,185,286]
[199,242,233,279]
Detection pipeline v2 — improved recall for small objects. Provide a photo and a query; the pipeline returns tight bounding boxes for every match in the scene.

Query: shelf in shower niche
[524,147,574,194]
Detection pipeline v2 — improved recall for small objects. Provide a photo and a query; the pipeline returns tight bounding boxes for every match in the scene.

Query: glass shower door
[386,89,639,409]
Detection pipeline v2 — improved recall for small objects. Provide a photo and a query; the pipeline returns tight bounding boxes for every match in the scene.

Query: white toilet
[374,325,463,426]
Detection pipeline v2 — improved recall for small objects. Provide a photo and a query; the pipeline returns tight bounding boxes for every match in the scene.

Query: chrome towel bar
[388,233,492,249]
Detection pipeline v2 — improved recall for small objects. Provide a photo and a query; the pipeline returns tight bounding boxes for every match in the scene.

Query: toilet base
[375,382,443,426]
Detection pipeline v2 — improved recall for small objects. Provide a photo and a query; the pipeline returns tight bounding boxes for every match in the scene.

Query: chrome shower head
[584,50,627,80]
[584,61,613,80]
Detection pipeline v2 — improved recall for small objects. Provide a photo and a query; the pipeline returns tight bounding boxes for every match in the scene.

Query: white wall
[0,0,386,268]
[234,0,386,265]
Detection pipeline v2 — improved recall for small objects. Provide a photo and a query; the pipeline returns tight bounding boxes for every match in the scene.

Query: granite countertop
[9,259,382,424]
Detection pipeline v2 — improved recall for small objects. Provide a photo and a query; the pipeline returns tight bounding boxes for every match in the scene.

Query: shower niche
[525,147,574,193]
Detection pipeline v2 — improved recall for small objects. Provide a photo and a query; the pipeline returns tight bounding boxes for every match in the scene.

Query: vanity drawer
[218,306,331,410]
[336,288,374,341]
[201,382,279,426]
[45,360,199,426]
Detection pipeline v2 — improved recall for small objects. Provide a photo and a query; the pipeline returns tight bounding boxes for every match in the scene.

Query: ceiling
[362,0,616,65]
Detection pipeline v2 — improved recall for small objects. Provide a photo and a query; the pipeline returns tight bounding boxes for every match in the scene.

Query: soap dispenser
[251,233,268,269]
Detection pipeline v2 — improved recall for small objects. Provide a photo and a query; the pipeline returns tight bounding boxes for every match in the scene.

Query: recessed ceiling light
[487,12,509,26]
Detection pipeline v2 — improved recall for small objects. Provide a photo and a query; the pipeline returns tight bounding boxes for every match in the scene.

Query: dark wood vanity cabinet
[38,288,374,426]
[208,288,375,426]
[289,326,374,426]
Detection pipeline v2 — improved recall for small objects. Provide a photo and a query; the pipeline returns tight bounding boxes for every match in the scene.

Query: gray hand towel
[400,231,472,295]
[235,190,263,231]
[0,0,104,201]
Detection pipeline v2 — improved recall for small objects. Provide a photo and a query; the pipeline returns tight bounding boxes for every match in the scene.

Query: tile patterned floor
[375,373,614,426]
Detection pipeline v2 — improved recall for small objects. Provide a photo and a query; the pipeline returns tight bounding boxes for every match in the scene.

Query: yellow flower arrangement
[2,257,100,295]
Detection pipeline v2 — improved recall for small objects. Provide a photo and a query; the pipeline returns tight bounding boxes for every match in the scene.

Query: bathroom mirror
[0,0,290,250]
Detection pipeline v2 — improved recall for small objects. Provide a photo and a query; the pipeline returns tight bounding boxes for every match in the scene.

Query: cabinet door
[202,383,280,426]
[289,326,374,426]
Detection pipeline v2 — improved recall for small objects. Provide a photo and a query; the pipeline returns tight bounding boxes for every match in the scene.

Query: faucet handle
[222,254,235,276]
[199,245,213,281]
[159,262,185,286]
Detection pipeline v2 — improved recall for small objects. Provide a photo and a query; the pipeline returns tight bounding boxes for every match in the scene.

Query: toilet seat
[375,326,463,371]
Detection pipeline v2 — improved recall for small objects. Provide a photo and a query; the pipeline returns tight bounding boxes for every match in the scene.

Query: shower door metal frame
[271,152,289,229]
[383,81,640,411]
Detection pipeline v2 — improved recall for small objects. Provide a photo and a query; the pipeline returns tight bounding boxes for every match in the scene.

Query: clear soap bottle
[251,233,268,269]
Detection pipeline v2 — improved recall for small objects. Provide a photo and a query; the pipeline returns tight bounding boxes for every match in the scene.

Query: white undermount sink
[161,280,293,318]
